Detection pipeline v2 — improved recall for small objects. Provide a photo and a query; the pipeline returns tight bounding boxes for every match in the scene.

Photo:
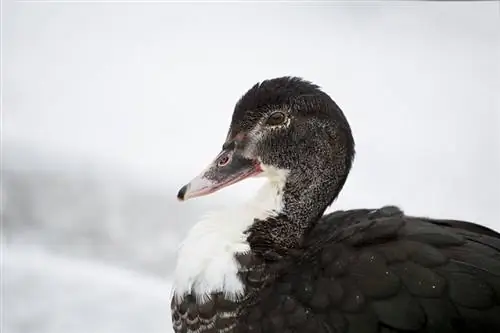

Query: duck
[171,76,500,333]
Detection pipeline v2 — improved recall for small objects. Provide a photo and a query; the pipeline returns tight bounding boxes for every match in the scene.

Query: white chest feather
[172,178,285,302]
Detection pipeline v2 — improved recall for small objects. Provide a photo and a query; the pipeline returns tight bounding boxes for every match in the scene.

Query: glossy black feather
[242,207,500,333]
[172,206,500,333]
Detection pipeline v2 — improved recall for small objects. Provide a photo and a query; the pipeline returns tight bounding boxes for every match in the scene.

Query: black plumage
[172,77,500,333]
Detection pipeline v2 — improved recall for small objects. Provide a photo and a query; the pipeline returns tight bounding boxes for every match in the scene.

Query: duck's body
[172,204,500,333]
[172,77,500,333]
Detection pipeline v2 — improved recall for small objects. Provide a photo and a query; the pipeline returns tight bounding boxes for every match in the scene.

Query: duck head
[177,76,355,223]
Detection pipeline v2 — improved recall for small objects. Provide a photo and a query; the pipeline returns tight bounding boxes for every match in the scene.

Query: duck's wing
[239,206,500,333]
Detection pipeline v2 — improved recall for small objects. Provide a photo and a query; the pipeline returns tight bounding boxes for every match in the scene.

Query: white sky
[3,1,500,225]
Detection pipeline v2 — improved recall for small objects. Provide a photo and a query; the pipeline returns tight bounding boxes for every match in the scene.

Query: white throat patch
[172,166,288,302]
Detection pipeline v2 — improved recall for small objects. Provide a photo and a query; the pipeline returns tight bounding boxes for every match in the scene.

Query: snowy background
[2,1,499,333]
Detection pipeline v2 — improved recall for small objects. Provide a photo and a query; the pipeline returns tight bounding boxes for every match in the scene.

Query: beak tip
[177,185,188,202]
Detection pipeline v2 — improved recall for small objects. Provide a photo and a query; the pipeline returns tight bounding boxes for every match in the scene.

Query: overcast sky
[3,1,499,226]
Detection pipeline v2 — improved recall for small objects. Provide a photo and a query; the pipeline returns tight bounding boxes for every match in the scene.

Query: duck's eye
[266,111,287,126]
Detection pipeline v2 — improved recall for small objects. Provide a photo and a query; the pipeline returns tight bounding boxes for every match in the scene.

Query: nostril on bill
[218,155,230,167]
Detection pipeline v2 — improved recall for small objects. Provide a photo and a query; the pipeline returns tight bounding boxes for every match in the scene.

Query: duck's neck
[246,166,347,259]
[284,167,347,225]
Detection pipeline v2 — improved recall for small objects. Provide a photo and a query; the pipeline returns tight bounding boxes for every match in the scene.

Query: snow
[2,245,174,333]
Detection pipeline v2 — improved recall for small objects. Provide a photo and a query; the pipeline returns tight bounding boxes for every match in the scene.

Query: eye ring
[266,111,287,126]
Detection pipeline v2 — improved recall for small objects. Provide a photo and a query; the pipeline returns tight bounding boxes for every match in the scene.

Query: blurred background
[1,1,499,333]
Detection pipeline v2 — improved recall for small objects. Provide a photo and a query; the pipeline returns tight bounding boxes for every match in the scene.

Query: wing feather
[238,206,500,333]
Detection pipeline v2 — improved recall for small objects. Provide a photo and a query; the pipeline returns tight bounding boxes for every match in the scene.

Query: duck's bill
[177,151,262,201]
